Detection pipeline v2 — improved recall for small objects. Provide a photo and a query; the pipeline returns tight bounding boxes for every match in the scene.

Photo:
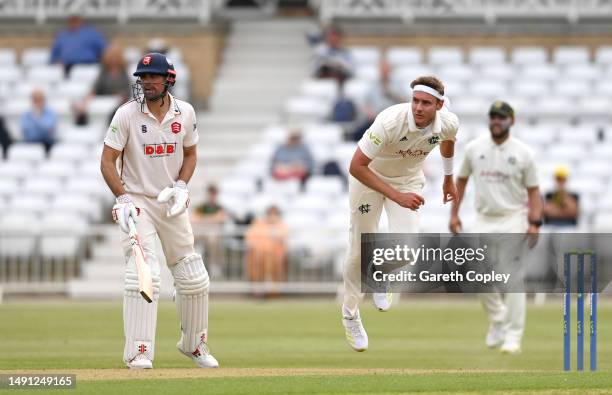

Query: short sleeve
[183,106,199,147]
[457,145,472,178]
[523,151,539,188]
[440,109,459,142]
[357,114,388,159]
[103,107,129,151]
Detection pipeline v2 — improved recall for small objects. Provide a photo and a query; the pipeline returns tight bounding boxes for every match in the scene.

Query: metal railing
[315,0,612,24]
[0,0,219,24]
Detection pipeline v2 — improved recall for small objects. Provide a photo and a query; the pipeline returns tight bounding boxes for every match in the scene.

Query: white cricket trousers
[474,212,528,344]
[342,173,425,318]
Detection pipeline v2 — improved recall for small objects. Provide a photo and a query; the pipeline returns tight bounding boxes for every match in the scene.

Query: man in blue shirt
[50,14,107,74]
[21,88,57,152]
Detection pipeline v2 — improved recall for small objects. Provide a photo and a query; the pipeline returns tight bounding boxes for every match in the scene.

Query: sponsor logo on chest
[143,142,177,158]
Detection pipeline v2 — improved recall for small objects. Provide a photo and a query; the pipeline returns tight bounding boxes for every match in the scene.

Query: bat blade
[128,218,154,303]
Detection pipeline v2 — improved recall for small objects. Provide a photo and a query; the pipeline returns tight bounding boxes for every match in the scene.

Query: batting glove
[157,180,190,217]
[112,194,139,233]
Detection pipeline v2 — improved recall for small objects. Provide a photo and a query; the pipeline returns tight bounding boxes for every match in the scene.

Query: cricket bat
[128,217,154,303]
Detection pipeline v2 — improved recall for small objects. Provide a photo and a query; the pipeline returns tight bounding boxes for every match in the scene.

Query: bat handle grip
[127,217,137,237]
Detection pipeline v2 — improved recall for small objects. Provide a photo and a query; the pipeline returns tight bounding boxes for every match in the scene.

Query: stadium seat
[349,46,381,66]
[51,195,102,222]
[0,161,32,182]
[438,64,474,83]
[65,177,109,203]
[428,47,463,65]
[343,79,372,106]
[564,64,601,81]
[0,48,17,65]
[8,195,49,216]
[521,64,560,82]
[595,46,612,66]
[57,81,91,101]
[88,96,120,117]
[68,64,100,85]
[289,194,330,216]
[21,48,51,68]
[39,213,88,259]
[469,81,508,100]
[386,47,423,67]
[50,142,90,163]
[0,213,40,259]
[354,65,379,81]
[27,65,64,85]
[22,177,63,198]
[469,47,506,65]
[0,179,19,201]
[300,79,338,102]
[393,65,435,82]
[37,161,74,180]
[247,193,289,217]
[262,179,301,198]
[302,123,343,145]
[7,143,46,164]
[511,46,548,65]
[479,64,516,82]
[220,177,258,197]
[553,46,590,65]
[305,176,345,198]
[553,81,591,98]
[284,96,330,123]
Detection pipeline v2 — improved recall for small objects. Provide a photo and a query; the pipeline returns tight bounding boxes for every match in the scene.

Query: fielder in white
[342,76,460,352]
[100,52,218,369]
[450,101,542,354]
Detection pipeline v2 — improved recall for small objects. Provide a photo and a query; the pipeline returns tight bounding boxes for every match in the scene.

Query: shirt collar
[407,108,442,134]
[490,135,512,149]
[142,93,181,121]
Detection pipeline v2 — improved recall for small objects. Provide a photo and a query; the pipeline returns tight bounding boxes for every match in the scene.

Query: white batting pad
[123,252,161,364]
[171,254,210,355]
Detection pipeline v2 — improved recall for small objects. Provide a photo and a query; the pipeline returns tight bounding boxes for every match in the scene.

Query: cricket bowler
[342,76,460,352]
[100,52,219,368]
[450,101,543,354]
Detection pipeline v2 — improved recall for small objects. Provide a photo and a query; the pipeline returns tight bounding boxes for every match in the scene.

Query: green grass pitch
[0,298,610,394]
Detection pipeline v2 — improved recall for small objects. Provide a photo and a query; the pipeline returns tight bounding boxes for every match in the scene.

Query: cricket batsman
[100,52,219,369]
[450,101,543,354]
[342,76,460,351]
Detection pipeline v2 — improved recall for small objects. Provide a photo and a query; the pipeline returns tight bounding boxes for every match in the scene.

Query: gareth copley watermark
[370,244,512,285]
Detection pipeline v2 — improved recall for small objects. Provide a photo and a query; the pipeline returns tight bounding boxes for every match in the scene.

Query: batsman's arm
[100,144,127,197]
[177,145,197,184]
[349,147,424,210]
[451,177,468,217]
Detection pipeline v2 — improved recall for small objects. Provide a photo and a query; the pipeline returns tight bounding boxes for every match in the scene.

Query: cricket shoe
[342,312,368,352]
[373,292,393,312]
[485,322,505,349]
[178,335,219,368]
[127,353,153,369]
[500,338,521,355]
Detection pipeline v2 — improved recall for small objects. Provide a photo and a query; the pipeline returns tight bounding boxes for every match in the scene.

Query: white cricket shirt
[358,103,459,178]
[103,94,198,197]
[458,134,539,216]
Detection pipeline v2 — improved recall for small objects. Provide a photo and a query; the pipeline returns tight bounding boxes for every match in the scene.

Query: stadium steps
[197,18,312,179]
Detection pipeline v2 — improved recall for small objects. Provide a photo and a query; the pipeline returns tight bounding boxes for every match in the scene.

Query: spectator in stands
[245,205,288,285]
[330,76,357,123]
[72,44,131,125]
[145,38,170,55]
[50,12,107,75]
[192,185,228,276]
[350,60,407,141]
[21,88,57,152]
[0,116,12,158]
[543,165,580,226]
[270,131,315,183]
[312,27,354,81]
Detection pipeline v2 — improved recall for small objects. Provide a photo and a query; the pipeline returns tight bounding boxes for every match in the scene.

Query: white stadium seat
[39,213,88,259]
[262,179,301,198]
[512,47,548,65]
[469,47,506,65]
[302,123,343,145]
[65,177,109,203]
[595,46,612,66]
[0,48,17,65]
[37,160,74,180]
[69,64,100,85]
[289,194,330,215]
[564,64,601,81]
[428,47,463,65]
[305,176,345,198]
[300,79,338,102]
[220,177,258,197]
[22,177,62,197]
[21,48,51,68]
[7,143,46,164]
[480,64,516,81]
[354,65,379,81]
[553,81,591,98]
[50,142,90,163]
[0,179,19,200]
[553,46,590,65]
[27,65,64,85]
[0,213,40,258]
[57,81,91,101]
[9,195,49,216]
[51,195,102,222]
[284,96,330,123]
[0,161,32,182]
[522,64,560,82]
[438,64,474,82]
[349,46,380,66]
[386,47,423,67]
